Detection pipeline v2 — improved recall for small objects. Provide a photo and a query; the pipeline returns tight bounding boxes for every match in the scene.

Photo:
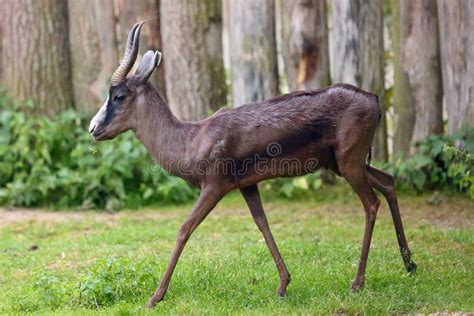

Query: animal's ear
[135,50,162,84]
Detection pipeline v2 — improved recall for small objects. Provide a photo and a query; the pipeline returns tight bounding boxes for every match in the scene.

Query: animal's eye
[114,95,126,102]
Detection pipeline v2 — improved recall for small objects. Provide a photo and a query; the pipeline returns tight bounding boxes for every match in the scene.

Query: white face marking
[89,95,109,134]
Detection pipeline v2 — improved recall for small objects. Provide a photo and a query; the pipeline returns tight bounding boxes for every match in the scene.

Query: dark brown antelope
[89,22,416,308]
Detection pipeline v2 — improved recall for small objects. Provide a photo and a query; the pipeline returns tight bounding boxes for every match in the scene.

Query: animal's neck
[133,85,195,175]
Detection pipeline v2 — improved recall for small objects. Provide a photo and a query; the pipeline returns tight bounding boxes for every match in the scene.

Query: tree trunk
[228,0,279,106]
[279,0,330,91]
[0,11,2,85]
[1,0,72,117]
[437,0,474,134]
[392,0,443,158]
[331,0,388,161]
[391,0,414,160]
[160,0,226,121]
[68,0,118,117]
[116,0,166,96]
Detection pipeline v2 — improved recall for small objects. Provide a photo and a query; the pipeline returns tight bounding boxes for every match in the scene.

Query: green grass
[0,192,473,315]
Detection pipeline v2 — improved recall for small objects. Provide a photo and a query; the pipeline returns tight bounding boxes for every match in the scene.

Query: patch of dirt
[398,196,473,230]
[0,207,176,228]
[0,195,472,230]
[213,196,473,230]
[0,207,107,227]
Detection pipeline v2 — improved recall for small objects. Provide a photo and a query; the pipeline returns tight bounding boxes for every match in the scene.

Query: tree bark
[160,0,225,121]
[437,0,474,134]
[0,9,2,85]
[279,0,330,91]
[116,0,166,96]
[331,0,388,161]
[228,0,279,106]
[1,0,73,117]
[392,0,443,158]
[391,0,414,159]
[68,0,118,117]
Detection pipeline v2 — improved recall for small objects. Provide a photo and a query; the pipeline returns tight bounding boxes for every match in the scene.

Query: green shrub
[75,257,158,308]
[29,256,159,310]
[0,97,197,209]
[376,131,473,199]
[32,269,69,309]
[265,171,324,199]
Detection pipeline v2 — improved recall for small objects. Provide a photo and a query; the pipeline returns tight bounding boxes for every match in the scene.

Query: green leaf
[412,171,426,191]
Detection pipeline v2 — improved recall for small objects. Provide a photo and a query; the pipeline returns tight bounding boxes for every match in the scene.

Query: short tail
[366,95,381,168]
[366,147,373,167]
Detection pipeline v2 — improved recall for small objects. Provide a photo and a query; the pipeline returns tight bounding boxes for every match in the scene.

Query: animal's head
[89,22,162,141]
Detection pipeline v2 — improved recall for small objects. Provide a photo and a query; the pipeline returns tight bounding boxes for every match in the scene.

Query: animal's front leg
[145,185,224,308]
[240,184,291,297]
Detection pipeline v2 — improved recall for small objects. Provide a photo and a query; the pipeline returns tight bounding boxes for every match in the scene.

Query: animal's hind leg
[367,166,417,276]
[339,162,381,291]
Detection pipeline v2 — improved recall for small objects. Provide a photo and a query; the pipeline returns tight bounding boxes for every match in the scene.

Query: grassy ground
[0,190,473,315]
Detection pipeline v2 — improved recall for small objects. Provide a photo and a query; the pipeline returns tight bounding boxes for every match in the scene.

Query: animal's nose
[89,124,96,134]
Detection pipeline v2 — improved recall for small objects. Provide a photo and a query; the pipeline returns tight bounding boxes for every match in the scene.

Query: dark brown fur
[89,24,416,308]
[127,83,380,189]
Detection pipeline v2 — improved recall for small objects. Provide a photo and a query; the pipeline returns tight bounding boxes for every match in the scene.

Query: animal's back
[197,83,380,162]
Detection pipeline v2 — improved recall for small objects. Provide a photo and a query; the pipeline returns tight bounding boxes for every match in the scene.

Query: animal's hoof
[277,286,287,298]
[277,276,291,297]
[277,290,286,297]
[144,300,157,309]
[350,280,364,292]
[145,296,163,309]
[406,262,417,277]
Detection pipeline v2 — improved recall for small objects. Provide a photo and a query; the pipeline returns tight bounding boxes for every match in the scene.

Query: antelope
[89,22,417,308]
